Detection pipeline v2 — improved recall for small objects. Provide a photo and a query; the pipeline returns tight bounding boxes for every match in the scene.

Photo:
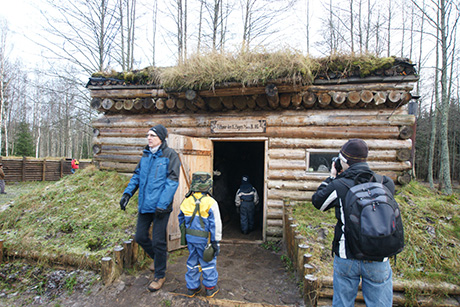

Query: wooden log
[123,99,134,110]
[304,263,315,275]
[264,125,400,139]
[283,198,292,247]
[221,97,234,109]
[396,148,411,161]
[330,92,346,107]
[265,84,279,109]
[291,93,303,108]
[401,92,412,104]
[246,95,257,109]
[102,98,114,110]
[92,144,101,155]
[91,97,102,109]
[304,274,318,307]
[288,222,298,260]
[42,159,46,181]
[101,257,114,285]
[185,89,197,101]
[360,90,374,104]
[297,243,310,278]
[280,93,291,108]
[397,172,412,185]
[89,88,168,99]
[233,97,247,110]
[269,138,413,150]
[155,98,166,111]
[165,98,176,110]
[133,98,143,110]
[346,91,360,107]
[131,234,138,264]
[399,125,413,139]
[193,96,207,110]
[92,108,412,128]
[302,92,316,108]
[373,92,387,105]
[388,91,402,103]
[317,93,331,107]
[142,98,155,109]
[113,246,124,275]
[255,95,268,109]
[185,100,198,112]
[176,99,187,111]
[114,100,124,110]
[208,97,223,111]
[123,240,133,269]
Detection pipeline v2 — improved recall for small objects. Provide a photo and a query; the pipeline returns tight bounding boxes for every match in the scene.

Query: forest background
[0,0,459,194]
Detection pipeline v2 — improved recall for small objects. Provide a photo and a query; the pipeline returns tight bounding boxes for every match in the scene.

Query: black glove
[119,193,130,211]
[155,208,169,219]
[211,241,220,257]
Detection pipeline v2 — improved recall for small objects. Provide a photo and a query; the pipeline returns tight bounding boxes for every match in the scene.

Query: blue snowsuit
[178,192,222,290]
[235,176,259,234]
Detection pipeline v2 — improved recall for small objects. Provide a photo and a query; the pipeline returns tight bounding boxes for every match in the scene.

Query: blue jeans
[333,255,393,307]
[135,212,170,279]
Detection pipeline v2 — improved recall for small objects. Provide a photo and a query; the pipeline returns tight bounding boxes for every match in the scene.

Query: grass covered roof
[91,51,416,91]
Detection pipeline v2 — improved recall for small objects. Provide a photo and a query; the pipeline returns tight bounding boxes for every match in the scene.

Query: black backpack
[340,171,405,261]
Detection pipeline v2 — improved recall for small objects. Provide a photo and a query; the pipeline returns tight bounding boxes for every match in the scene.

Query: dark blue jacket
[123,142,180,214]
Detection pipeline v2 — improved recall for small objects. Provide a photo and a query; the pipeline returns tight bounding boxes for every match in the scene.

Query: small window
[306,149,339,173]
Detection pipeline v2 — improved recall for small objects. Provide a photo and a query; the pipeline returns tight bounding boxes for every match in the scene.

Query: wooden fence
[0,157,92,182]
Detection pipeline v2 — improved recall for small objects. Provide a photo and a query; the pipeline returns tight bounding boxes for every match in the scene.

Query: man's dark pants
[135,212,170,279]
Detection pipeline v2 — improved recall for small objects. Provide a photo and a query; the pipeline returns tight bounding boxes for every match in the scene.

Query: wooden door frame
[210,137,268,242]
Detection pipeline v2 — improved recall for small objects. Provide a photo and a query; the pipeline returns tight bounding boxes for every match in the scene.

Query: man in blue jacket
[119,124,180,292]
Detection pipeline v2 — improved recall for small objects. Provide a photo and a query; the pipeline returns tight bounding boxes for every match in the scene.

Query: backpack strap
[185,194,210,238]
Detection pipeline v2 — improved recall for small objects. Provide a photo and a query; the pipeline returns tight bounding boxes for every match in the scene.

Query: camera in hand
[331,156,342,173]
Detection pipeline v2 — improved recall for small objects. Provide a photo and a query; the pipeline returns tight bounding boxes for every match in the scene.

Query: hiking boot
[148,262,155,273]
[186,286,202,297]
[147,277,165,292]
[205,285,219,298]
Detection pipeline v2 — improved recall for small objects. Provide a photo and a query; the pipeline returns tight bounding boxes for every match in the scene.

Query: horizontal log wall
[92,107,415,240]
[0,157,92,182]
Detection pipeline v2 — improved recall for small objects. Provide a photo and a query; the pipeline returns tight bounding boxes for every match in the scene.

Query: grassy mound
[0,166,137,268]
[293,181,460,285]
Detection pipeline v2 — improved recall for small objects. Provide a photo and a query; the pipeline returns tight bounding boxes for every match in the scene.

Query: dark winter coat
[311,162,395,260]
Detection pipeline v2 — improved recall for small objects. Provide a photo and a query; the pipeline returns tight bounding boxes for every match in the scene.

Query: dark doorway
[213,141,264,241]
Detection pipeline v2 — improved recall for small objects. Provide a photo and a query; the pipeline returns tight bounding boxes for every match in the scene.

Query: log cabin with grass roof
[86,52,419,247]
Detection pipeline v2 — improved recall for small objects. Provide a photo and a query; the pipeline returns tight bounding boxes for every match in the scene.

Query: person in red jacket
[71,159,79,174]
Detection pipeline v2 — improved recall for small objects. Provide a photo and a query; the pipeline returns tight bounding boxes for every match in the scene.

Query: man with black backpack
[312,139,403,307]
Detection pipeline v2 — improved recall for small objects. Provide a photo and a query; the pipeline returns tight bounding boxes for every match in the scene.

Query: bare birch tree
[40,0,120,73]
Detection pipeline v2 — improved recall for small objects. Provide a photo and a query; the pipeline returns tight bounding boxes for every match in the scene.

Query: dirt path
[56,242,305,307]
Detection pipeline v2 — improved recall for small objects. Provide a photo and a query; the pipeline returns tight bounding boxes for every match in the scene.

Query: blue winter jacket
[123,142,180,214]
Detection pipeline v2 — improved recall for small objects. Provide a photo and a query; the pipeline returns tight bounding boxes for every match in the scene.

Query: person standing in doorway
[235,175,259,234]
[311,139,395,306]
[119,124,181,292]
[0,164,6,194]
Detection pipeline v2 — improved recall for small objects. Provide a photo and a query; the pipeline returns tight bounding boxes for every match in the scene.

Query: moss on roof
[91,51,414,91]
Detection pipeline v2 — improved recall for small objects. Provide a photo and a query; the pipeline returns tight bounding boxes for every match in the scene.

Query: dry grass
[93,50,399,90]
